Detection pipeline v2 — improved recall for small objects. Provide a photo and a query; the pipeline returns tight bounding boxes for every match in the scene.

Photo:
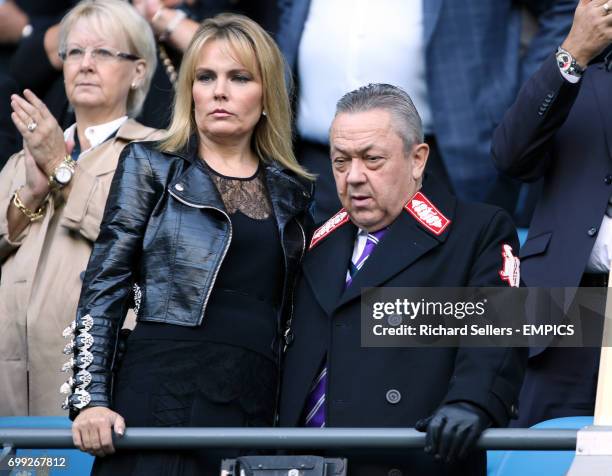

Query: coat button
[605,174,612,185]
[388,469,403,476]
[175,183,184,191]
[385,389,402,404]
[388,314,403,326]
[587,227,598,237]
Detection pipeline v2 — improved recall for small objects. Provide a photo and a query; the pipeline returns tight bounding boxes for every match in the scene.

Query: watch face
[55,164,73,184]
[557,52,572,71]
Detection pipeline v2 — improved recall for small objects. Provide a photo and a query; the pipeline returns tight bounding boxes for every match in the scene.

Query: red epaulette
[404,191,451,236]
[309,208,350,250]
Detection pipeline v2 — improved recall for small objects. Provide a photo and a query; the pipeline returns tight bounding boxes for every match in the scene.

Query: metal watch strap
[48,155,76,189]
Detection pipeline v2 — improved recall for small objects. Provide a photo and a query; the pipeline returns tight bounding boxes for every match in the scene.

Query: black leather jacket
[62,140,312,415]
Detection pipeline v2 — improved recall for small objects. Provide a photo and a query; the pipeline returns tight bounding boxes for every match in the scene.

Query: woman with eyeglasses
[0,0,158,416]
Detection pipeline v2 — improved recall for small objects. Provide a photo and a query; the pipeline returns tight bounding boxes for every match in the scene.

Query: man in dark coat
[279,83,527,476]
[492,0,612,427]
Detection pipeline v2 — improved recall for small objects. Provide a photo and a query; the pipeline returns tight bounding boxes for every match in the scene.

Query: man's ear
[411,142,429,181]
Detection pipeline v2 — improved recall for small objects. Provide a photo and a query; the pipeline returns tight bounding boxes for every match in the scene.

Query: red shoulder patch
[404,192,451,235]
[309,209,350,250]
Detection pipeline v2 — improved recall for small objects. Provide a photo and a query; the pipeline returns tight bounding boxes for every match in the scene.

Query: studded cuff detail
[59,314,95,412]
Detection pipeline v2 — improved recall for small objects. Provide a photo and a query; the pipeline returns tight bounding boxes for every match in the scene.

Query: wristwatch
[49,155,76,188]
[556,47,584,78]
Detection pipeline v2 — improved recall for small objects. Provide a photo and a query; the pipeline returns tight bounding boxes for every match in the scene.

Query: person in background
[68,13,313,475]
[276,0,576,222]
[0,0,158,416]
[0,0,77,163]
[492,0,612,427]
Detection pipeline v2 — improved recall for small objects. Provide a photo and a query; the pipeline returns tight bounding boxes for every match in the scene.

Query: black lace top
[207,162,272,219]
[130,162,285,362]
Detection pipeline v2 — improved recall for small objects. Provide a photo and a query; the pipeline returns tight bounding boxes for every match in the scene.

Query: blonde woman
[68,13,313,475]
[0,0,157,416]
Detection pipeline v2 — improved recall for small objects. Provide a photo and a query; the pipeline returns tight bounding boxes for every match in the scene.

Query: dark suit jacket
[492,51,612,289]
[279,177,526,476]
[276,0,575,202]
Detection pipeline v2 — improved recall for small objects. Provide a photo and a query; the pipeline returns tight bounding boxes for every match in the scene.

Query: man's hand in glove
[414,401,492,462]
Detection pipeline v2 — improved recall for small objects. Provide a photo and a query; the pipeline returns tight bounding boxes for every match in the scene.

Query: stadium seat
[487,416,594,476]
[0,416,94,475]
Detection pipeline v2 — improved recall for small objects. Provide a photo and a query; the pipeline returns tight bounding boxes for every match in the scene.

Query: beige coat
[0,119,158,415]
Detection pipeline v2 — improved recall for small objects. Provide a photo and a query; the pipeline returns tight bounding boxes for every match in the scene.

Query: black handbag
[221,455,348,476]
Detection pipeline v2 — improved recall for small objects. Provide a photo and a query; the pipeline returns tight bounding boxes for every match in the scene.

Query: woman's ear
[132,59,147,88]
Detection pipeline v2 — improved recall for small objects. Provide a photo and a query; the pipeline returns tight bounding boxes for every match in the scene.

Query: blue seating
[488,416,594,476]
[0,416,93,476]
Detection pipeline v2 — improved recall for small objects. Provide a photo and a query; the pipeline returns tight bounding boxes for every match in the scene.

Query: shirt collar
[63,116,128,152]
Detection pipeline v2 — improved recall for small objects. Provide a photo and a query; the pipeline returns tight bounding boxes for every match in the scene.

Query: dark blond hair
[160,13,312,180]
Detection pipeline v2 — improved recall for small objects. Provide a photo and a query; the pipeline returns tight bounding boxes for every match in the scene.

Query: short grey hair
[334,83,424,151]
[58,0,157,118]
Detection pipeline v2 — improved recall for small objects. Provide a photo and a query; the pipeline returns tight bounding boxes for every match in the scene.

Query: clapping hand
[11,89,71,180]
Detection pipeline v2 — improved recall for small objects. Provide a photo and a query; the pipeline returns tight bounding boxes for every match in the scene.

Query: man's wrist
[559,41,590,69]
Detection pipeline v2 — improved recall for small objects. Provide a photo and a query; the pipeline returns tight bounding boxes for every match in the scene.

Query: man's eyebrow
[331,144,375,156]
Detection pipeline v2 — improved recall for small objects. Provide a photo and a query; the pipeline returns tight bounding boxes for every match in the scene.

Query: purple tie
[345,229,387,287]
[303,228,387,427]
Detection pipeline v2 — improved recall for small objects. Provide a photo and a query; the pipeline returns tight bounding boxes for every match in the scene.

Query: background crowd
[2,0,612,475]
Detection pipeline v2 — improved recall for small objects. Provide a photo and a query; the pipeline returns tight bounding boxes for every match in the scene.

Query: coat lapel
[338,175,455,309]
[337,212,443,308]
[168,159,227,211]
[302,218,356,317]
[264,165,311,232]
[76,119,158,178]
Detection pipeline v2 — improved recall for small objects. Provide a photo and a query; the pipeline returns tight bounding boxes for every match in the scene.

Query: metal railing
[0,427,578,451]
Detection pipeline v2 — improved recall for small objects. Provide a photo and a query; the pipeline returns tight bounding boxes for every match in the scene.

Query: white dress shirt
[297,0,431,144]
[63,116,128,157]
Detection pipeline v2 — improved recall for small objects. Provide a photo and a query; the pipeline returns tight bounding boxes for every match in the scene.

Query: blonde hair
[160,13,312,180]
[58,0,157,117]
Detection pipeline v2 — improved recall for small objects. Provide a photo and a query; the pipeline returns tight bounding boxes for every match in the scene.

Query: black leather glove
[415,401,492,462]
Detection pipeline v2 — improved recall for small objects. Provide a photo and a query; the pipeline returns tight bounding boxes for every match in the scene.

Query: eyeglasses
[59,46,140,63]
